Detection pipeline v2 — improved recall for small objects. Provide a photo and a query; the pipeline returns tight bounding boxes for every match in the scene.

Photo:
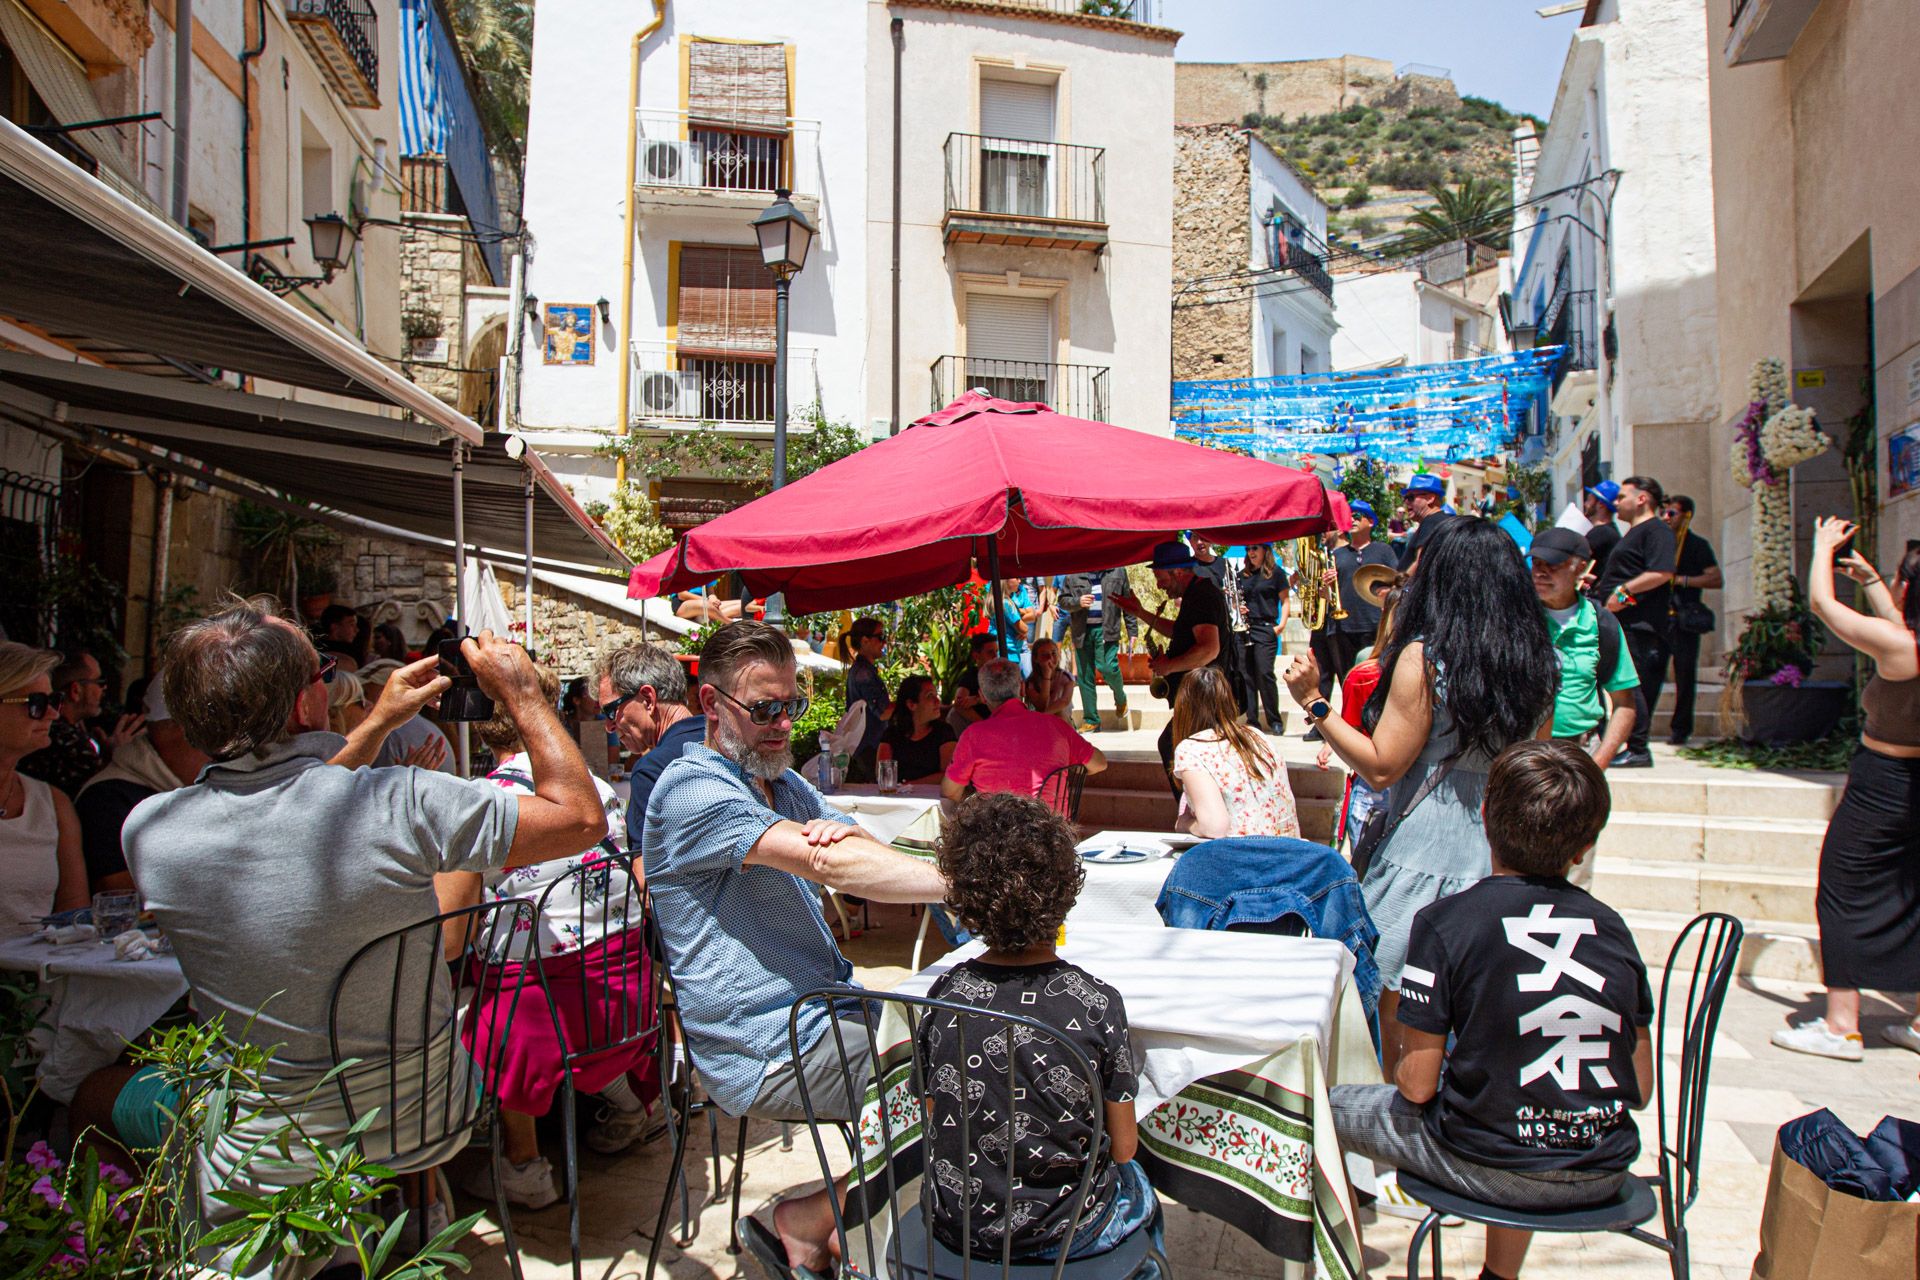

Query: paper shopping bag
[1752,1137,1920,1280]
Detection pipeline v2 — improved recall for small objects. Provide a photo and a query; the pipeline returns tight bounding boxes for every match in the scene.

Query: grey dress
[1360,680,1497,991]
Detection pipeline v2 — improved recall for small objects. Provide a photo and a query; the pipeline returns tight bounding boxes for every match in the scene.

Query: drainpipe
[889,17,904,434]
[170,0,192,224]
[145,472,173,670]
[614,1,668,488]
[238,0,266,245]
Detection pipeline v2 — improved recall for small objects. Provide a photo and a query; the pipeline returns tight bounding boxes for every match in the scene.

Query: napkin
[1075,835,1172,862]
[39,922,98,945]
[112,930,159,962]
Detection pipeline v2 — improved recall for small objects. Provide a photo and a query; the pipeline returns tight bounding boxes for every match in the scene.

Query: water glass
[876,759,900,793]
[94,891,138,941]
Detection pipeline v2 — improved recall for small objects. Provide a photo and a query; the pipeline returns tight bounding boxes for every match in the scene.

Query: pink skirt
[463,927,660,1116]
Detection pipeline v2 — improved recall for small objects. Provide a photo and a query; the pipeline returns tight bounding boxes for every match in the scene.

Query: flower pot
[1739,679,1849,746]
[1119,652,1153,685]
[298,592,332,620]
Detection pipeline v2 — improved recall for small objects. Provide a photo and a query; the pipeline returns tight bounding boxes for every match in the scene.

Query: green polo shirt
[1546,597,1639,737]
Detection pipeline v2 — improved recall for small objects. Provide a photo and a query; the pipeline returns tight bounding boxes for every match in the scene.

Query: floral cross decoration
[1730,358,1831,610]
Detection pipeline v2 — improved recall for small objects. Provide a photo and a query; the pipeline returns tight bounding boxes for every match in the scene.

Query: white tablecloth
[0,933,189,1103]
[825,787,946,845]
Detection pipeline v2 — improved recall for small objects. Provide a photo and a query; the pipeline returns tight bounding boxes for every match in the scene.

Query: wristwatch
[1307,699,1332,723]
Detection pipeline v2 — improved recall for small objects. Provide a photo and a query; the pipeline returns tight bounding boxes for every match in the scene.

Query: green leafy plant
[1337,457,1391,518]
[35,555,131,673]
[231,501,336,603]
[1678,732,1854,773]
[1724,580,1827,684]
[793,670,846,763]
[1396,175,1513,254]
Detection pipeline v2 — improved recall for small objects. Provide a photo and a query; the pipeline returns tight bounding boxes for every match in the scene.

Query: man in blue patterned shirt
[645,620,948,1275]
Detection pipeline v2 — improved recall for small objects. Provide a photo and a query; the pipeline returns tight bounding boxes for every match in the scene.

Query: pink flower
[31,1175,66,1210]
[1770,665,1805,688]
[25,1141,60,1171]
[98,1162,133,1190]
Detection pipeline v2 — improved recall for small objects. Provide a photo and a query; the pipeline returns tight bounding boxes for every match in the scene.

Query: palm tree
[1398,176,1513,254]
[445,0,534,166]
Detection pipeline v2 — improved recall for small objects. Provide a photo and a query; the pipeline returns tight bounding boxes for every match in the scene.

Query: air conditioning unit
[640,139,704,188]
[639,370,701,417]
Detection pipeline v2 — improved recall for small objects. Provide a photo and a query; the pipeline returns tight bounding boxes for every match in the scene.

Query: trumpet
[1292,536,1349,632]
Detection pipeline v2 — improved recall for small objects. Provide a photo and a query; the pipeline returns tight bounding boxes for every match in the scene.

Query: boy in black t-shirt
[1331,740,1654,1280]
[920,793,1161,1271]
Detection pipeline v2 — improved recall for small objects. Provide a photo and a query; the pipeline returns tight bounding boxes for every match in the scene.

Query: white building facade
[1330,252,1501,372]
[1509,0,1720,521]
[1249,136,1336,376]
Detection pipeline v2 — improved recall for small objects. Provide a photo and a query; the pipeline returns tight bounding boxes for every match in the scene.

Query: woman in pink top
[1171,668,1300,839]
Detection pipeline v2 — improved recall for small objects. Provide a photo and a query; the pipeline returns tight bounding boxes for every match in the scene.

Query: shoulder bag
[1348,755,1457,881]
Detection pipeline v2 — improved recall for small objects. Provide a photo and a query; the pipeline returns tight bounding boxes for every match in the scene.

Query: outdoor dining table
[0,931,189,1104]
[854,923,1380,1280]
[826,783,947,845]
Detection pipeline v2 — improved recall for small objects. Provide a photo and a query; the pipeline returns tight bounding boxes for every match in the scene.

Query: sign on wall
[1889,420,1920,501]
[542,304,597,366]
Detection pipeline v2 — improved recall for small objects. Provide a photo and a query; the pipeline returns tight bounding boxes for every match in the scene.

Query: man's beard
[713,713,793,781]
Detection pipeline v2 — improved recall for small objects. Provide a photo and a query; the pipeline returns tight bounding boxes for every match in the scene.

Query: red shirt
[1341,660,1382,729]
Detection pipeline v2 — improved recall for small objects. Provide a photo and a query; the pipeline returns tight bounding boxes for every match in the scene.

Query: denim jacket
[1155,837,1382,1037]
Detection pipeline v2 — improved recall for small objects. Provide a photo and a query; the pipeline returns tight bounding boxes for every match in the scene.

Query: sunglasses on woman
[711,686,810,726]
[1,690,66,720]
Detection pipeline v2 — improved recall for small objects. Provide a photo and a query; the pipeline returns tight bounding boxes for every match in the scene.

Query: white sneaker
[422,1197,452,1241]
[1771,1018,1864,1061]
[464,1155,561,1210]
[585,1104,666,1155]
[1881,1023,1920,1055]
[1373,1171,1432,1221]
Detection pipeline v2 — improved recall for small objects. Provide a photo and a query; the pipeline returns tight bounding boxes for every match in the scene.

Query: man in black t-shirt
[1331,502,1398,669]
[1580,481,1622,596]
[1593,476,1676,767]
[1331,742,1653,1280]
[72,678,207,893]
[947,631,1002,736]
[1113,540,1231,783]
[1660,496,1722,745]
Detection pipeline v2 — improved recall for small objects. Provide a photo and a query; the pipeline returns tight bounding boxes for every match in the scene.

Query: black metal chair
[1040,763,1088,823]
[1397,911,1744,1280]
[327,898,537,1280]
[789,987,1172,1280]
[643,916,750,1280]
[523,850,662,1280]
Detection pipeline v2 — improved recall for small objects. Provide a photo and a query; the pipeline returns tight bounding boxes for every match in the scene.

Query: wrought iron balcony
[983,0,1158,21]
[631,342,819,427]
[286,0,379,109]
[1270,239,1334,302]
[931,356,1110,421]
[633,110,821,216]
[943,133,1107,251]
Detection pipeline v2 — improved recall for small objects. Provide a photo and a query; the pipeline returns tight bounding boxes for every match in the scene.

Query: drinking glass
[93,890,138,941]
[876,759,900,794]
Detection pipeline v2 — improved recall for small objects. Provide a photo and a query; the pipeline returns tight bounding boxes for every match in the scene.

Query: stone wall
[1175,55,1397,126]
[397,212,490,408]
[496,578,677,680]
[1172,126,1253,380]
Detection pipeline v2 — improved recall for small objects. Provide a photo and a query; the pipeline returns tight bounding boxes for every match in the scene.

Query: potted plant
[297,557,338,620]
[1725,582,1848,745]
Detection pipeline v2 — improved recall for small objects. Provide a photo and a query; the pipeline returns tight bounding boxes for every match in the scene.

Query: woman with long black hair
[1285,517,1558,1070]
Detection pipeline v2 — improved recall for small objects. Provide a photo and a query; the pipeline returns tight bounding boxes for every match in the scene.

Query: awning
[0,1,140,189]
[0,349,626,569]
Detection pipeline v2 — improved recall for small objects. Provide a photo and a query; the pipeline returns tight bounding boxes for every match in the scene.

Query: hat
[1349,499,1377,521]
[1353,562,1397,602]
[141,674,170,723]
[1405,473,1446,499]
[1585,480,1620,512]
[356,658,405,688]
[1149,540,1196,571]
[1397,512,1460,571]
[1528,527,1593,566]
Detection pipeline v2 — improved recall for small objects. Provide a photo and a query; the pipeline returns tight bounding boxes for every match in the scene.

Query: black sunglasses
[2,690,66,720]
[711,685,809,726]
[312,655,337,686]
[599,689,640,720]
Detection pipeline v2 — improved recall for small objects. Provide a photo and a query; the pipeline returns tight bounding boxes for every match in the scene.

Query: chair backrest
[1654,912,1743,1218]
[1039,762,1086,822]
[789,987,1108,1280]
[525,850,658,1068]
[327,898,535,1166]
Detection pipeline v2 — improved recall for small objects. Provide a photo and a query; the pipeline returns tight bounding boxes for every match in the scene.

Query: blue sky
[1164,0,1580,119]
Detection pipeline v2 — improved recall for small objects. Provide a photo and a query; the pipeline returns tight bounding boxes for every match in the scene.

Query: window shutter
[687,42,789,131]
[966,294,1052,363]
[677,246,775,357]
[978,78,1055,143]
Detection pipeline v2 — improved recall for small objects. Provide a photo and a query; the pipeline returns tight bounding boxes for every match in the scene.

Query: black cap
[1397,512,1460,571]
[1528,527,1593,566]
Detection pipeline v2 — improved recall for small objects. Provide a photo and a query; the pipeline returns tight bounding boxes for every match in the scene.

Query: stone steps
[1620,907,1823,984]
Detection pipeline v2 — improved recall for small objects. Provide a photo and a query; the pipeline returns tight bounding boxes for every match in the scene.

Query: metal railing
[1270,236,1334,301]
[286,0,378,104]
[633,110,821,200]
[984,0,1157,20]
[931,356,1110,421]
[631,342,819,425]
[944,133,1105,226]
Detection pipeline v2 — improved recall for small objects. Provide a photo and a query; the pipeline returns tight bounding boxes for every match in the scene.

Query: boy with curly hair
[918,793,1162,1271]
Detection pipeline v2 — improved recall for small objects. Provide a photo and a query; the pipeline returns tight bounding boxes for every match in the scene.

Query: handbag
[1348,755,1456,880]
[1675,598,1716,635]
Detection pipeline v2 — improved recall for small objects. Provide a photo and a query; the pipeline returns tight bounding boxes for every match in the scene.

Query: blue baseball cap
[1349,499,1377,521]
[1586,480,1620,511]
[1405,473,1445,498]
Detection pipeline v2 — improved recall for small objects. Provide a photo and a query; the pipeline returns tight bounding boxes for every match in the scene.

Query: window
[965,293,1054,402]
[1452,316,1471,361]
[978,76,1055,218]
[1268,327,1289,377]
[686,40,790,192]
[187,206,217,249]
[674,245,776,421]
[300,115,334,224]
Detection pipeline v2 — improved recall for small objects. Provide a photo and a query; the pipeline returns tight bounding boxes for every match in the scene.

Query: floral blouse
[481,753,637,960]
[1172,731,1300,839]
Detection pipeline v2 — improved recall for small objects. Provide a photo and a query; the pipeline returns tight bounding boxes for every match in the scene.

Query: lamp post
[752,188,816,628]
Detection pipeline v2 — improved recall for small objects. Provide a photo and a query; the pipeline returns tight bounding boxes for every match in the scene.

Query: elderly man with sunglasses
[593,641,705,834]
[643,619,949,1276]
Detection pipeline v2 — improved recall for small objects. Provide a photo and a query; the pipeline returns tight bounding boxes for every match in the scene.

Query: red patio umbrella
[629,391,1334,615]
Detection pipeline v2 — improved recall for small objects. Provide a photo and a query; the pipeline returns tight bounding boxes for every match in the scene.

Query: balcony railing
[985,0,1157,21]
[943,133,1106,248]
[1270,235,1334,301]
[632,342,819,426]
[634,110,821,202]
[286,0,379,109]
[931,356,1110,422]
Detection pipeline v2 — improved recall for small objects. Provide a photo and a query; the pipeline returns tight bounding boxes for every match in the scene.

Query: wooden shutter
[687,41,789,130]
[978,78,1055,142]
[966,294,1052,363]
[677,246,775,358]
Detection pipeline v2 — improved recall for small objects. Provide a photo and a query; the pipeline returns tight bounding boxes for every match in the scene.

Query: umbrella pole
[452,442,470,778]
[986,538,1007,662]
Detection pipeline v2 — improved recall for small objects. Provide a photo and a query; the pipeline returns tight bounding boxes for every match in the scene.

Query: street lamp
[304,212,356,279]
[752,188,815,629]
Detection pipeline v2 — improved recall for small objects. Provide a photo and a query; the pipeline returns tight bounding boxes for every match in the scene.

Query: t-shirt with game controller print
[918,958,1138,1258]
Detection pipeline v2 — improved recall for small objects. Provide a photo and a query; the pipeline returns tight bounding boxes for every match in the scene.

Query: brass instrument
[1145,602,1175,702]
[1292,536,1349,631]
